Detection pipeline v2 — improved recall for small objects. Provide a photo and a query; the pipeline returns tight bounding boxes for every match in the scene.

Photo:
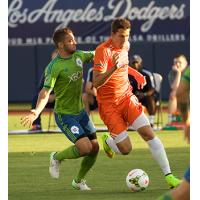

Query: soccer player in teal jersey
[21,28,99,190]
[157,67,190,200]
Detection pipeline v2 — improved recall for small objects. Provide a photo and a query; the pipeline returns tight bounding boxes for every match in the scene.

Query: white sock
[148,115,155,125]
[106,136,121,154]
[147,137,171,175]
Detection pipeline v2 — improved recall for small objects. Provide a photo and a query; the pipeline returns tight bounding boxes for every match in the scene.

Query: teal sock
[75,154,98,182]
[54,145,81,161]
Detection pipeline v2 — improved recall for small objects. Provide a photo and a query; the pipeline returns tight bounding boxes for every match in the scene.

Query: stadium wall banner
[8,0,189,46]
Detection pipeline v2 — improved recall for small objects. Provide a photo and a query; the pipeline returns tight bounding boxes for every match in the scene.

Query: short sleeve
[43,63,59,89]
[80,51,94,63]
[93,47,109,72]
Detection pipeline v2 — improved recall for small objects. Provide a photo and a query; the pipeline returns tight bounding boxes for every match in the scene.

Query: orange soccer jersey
[93,38,143,135]
[93,38,133,104]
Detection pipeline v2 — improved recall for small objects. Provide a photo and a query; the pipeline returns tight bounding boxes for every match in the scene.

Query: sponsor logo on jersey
[76,58,83,68]
[71,126,79,134]
[68,71,83,82]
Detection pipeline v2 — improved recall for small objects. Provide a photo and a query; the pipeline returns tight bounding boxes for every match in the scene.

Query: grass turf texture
[9,132,189,200]
[8,110,166,131]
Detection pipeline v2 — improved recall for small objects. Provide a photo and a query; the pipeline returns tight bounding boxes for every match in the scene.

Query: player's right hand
[112,53,120,68]
[20,109,39,128]
[172,64,182,72]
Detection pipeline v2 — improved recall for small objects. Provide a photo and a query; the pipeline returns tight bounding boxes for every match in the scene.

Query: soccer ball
[126,169,149,192]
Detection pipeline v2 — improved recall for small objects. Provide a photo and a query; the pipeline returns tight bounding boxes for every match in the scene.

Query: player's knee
[80,147,93,156]
[138,126,155,141]
[78,143,93,156]
[120,145,132,155]
[91,141,99,155]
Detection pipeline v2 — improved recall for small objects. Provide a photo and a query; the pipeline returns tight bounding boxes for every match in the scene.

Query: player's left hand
[137,76,146,89]
[21,109,39,128]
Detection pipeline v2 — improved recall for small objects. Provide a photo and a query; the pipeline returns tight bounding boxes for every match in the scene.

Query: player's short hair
[53,28,73,48]
[111,18,131,33]
[174,54,187,60]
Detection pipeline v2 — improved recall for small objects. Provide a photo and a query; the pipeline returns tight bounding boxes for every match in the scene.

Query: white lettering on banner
[8,34,186,46]
[8,0,186,33]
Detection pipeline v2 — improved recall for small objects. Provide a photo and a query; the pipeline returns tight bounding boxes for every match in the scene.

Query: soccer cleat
[49,152,61,179]
[165,174,181,189]
[101,133,115,158]
[72,179,91,190]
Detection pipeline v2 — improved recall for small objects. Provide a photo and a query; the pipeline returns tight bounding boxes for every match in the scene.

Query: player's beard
[63,44,76,54]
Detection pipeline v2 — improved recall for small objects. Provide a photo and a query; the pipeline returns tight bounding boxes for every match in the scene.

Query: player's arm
[35,88,52,115]
[21,62,57,127]
[93,49,119,88]
[170,66,182,90]
[85,81,97,96]
[21,88,52,128]
[93,66,118,88]
[82,50,95,63]
[128,67,146,89]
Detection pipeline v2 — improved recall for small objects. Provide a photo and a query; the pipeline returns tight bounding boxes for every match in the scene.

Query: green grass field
[8,104,189,200]
[9,132,189,200]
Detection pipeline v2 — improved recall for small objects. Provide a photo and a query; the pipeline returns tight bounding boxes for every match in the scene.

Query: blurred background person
[157,67,190,200]
[166,54,188,128]
[129,55,158,128]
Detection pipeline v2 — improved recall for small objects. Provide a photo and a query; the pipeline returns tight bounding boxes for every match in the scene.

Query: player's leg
[157,179,190,200]
[157,167,190,199]
[171,179,190,200]
[103,131,132,155]
[130,113,181,188]
[126,95,180,188]
[99,101,132,157]
[72,111,99,190]
[72,137,99,190]
[170,167,190,200]
[49,113,96,181]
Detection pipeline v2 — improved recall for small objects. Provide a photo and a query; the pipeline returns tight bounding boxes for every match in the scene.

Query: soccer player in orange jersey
[93,18,180,188]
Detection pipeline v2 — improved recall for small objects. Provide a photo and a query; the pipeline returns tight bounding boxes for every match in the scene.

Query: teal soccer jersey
[43,50,94,114]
